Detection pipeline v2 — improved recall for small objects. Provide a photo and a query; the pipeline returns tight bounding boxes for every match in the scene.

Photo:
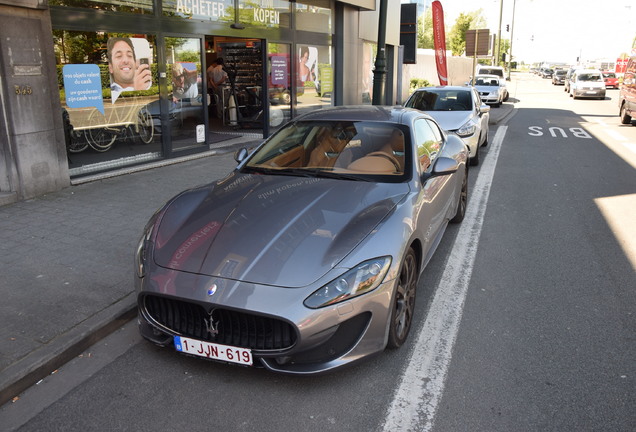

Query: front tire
[451,167,468,224]
[387,248,418,349]
[470,143,480,166]
[620,104,632,125]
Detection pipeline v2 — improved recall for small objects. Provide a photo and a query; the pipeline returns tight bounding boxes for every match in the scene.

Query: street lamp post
[507,0,516,80]
[372,0,388,105]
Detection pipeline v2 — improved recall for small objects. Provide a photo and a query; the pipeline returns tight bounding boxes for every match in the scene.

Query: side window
[414,119,442,173]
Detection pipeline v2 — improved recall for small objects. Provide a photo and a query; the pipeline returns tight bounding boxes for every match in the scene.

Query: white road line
[382,126,508,432]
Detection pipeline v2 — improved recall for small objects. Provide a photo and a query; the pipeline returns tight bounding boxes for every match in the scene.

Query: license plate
[174,336,253,366]
[587,91,597,94]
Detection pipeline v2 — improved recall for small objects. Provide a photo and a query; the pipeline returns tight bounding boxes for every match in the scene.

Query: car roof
[475,74,499,79]
[414,86,472,91]
[293,105,429,125]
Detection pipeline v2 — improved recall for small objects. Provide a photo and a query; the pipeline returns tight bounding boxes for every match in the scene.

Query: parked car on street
[404,86,490,166]
[602,71,619,89]
[619,56,636,125]
[135,105,469,374]
[472,74,504,107]
[552,69,567,85]
[569,69,606,99]
[477,65,509,101]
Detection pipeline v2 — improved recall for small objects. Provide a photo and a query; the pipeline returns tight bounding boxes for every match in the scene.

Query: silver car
[135,106,469,374]
[472,74,504,107]
[404,86,490,166]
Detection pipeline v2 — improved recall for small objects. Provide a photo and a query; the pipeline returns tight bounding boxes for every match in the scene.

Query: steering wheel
[366,151,401,172]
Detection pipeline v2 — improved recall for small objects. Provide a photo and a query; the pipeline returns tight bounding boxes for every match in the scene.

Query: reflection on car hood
[424,111,473,131]
[153,172,408,287]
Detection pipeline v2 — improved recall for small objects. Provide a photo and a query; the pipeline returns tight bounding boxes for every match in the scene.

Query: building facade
[0,0,402,204]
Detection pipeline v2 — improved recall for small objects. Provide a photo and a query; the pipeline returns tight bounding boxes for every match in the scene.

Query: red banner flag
[432,1,448,85]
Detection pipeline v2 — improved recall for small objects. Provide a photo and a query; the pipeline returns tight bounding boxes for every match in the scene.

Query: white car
[472,74,504,107]
[569,69,606,100]
[404,86,490,166]
[476,65,509,101]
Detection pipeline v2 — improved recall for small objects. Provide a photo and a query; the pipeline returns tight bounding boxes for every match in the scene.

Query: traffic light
[502,53,507,62]
[506,24,510,32]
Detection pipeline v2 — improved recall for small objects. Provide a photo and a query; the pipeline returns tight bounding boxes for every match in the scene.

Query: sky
[437,0,635,64]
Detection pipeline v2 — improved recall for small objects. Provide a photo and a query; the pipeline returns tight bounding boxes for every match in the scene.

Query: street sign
[465,29,490,57]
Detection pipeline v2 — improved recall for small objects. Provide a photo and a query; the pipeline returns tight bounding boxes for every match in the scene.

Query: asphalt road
[2,73,635,432]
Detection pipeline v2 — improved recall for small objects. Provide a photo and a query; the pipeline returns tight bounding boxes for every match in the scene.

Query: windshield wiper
[242,166,370,181]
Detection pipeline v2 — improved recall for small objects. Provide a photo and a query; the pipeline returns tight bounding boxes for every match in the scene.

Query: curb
[0,294,137,406]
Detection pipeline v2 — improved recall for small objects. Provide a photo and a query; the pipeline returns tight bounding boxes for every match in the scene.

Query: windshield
[603,72,616,78]
[475,76,499,86]
[578,73,602,82]
[405,89,473,111]
[243,120,410,182]
[556,70,567,76]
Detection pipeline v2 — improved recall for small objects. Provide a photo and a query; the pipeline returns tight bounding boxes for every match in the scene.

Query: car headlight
[135,214,159,278]
[456,121,477,138]
[304,257,392,309]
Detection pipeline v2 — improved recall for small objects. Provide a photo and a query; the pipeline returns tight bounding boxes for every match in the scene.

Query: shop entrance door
[205,37,266,139]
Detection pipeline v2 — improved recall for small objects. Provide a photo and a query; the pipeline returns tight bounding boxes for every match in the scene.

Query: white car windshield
[579,73,602,82]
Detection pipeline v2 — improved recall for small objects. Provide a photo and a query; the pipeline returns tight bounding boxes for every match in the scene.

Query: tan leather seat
[347,153,397,173]
[308,129,345,167]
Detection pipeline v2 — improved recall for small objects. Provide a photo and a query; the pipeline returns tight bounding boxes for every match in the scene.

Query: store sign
[253,8,279,25]
[169,0,231,20]
[62,64,105,115]
[271,56,288,86]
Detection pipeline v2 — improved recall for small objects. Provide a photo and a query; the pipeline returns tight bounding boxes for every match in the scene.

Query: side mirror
[432,157,459,176]
[234,147,249,163]
[480,104,491,113]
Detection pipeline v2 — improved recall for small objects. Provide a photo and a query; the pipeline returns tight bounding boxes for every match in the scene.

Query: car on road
[472,74,504,107]
[569,69,606,99]
[540,68,554,79]
[477,65,509,101]
[619,55,636,125]
[404,86,490,166]
[602,71,619,89]
[552,69,567,85]
[135,105,469,374]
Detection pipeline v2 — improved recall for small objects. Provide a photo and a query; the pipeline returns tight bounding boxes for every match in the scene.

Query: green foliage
[448,9,488,56]
[417,10,434,49]
[410,78,431,93]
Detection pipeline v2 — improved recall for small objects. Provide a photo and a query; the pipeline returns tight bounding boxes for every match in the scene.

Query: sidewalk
[0,136,259,406]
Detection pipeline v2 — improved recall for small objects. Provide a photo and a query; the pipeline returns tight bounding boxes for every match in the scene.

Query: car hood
[425,111,472,131]
[152,172,409,287]
[474,85,498,93]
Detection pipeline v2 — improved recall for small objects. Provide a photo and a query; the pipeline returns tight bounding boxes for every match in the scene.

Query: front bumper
[136,265,396,375]
[573,87,606,98]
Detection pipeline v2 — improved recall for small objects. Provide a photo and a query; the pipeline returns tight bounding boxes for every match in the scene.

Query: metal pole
[507,0,516,80]
[495,0,504,66]
[372,0,388,105]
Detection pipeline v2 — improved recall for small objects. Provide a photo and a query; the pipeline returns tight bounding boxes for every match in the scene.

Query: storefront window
[267,43,292,132]
[50,0,153,14]
[296,44,332,116]
[165,37,208,151]
[56,31,161,176]
[361,42,376,104]
[295,0,331,34]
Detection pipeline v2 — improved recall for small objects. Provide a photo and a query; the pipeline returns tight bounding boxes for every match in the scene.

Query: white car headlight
[304,257,392,309]
[456,121,477,138]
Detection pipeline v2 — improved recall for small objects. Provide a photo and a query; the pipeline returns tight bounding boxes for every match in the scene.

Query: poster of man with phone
[107,37,152,102]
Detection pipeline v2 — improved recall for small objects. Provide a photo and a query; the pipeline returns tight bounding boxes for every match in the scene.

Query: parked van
[619,56,636,125]
[476,65,509,101]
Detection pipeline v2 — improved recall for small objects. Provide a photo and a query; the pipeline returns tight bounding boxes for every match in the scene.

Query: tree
[417,9,434,49]
[447,9,488,56]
